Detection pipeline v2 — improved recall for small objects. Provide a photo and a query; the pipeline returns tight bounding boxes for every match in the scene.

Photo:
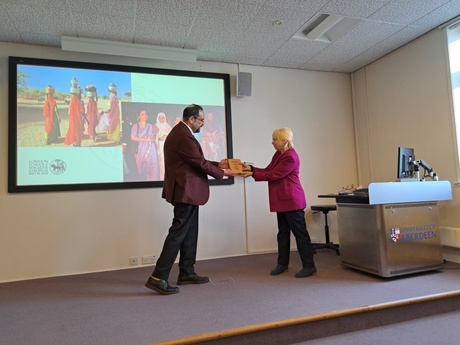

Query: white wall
[353,28,457,185]
[352,27,460,259]
[236,65,356,253]
[0,42,357,282]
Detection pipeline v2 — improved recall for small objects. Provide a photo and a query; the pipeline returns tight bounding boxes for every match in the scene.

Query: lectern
[337,181,452,278]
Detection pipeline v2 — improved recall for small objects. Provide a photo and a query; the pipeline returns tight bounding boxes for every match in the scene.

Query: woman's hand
[239,171,253,178]
[241,163,252,172]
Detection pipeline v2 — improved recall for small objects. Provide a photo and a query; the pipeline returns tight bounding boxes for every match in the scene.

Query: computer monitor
[397,147,415,179]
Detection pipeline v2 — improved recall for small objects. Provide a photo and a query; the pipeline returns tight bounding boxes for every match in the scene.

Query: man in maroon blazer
[145,104,235,295]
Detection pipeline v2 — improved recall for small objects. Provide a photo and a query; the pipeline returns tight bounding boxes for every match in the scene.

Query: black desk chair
[310,205,340,255]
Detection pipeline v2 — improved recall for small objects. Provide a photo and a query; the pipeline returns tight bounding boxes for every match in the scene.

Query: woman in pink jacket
[244,128,316,278]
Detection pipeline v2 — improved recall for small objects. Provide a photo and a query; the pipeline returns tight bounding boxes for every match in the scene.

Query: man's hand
[218,159,229,169]
[223,168,238,177]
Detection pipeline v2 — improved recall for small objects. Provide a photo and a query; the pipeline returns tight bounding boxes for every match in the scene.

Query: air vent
[293,13,362,43]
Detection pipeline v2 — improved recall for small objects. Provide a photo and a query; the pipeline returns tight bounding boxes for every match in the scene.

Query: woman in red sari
[85,84,98,142]
[65,77,84,146]
[106,83,121,143]
[97,83,121,142]
[42,85,61,144]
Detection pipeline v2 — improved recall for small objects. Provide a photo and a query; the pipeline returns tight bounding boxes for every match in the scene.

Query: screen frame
[8,56,234,193]
[397,146,415,179]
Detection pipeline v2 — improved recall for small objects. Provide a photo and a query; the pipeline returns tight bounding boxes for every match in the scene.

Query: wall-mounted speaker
[237,72,252,97]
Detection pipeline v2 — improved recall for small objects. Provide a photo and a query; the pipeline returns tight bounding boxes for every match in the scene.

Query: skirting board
[443,246,460,263]
[441,226,460,263]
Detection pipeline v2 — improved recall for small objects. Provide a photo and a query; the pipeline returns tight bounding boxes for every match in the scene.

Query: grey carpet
[1,251,459,345]
[293,310,460,345]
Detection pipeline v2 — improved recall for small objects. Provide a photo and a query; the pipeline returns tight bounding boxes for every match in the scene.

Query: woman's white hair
[273,127,294,149]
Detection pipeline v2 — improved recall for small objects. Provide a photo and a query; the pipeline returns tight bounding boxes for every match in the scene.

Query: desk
[319,181,452,278]
[319,194,369,204]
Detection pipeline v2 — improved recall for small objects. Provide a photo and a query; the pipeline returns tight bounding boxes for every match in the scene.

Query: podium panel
[336,181,451,278]
[338,202,443,277]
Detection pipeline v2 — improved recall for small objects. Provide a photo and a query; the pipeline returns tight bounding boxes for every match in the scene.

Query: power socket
[129,256,139,266]
[142,255,155,264]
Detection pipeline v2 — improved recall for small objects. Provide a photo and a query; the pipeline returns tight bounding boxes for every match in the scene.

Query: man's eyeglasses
[194,117,205,123]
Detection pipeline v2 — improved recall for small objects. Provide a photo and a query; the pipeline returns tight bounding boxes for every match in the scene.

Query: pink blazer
[162,121,224,206]
[252,148,307,212]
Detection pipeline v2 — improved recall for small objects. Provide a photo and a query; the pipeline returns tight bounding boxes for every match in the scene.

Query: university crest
[390,227,400,243]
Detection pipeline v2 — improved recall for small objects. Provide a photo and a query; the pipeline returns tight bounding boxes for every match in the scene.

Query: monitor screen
[8,56,233,193]
[397,147,415,179]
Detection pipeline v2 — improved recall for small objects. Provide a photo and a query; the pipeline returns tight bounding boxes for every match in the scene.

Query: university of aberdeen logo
[390,227,401,243]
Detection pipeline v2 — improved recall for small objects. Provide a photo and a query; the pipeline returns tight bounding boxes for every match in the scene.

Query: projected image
[121,102,227,182]
[9,57,232,192]
[17,67,129,148]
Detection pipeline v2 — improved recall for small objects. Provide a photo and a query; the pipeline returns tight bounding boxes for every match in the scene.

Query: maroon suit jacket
[252,148,307,212]
[162,121,224,206]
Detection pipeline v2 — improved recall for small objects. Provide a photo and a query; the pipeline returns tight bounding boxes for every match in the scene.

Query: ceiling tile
[270,39,330,61]
[3,3,74,35]
[68,0,135,17]
[335,20,405,49]
[369,0,453,25]
[263,58,305,69]
[1,0,460,73]
[320,0,392,18]
[135,0,200,25]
